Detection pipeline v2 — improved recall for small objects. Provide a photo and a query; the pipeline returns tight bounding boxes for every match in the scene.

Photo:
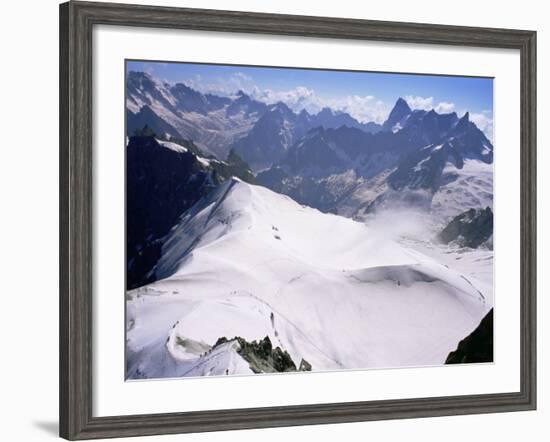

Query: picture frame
[59,1,537,440]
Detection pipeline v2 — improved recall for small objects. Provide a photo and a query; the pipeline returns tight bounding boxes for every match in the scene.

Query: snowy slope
[126,179,491,379]
[431,159,493,222]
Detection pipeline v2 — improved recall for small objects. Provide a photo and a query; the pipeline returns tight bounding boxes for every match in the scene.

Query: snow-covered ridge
[155,138,187,153]
[127,180,491,379]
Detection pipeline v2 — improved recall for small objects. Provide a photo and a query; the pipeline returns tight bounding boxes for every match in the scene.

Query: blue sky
[127,60,493,138]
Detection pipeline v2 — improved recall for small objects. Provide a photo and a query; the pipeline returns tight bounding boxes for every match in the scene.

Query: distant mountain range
[126,71,381,161]
[127,70,493,223]
[257,99,493,219]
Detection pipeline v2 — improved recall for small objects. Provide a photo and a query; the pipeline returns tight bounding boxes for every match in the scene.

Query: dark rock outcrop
[126,136,255,289]
[382,97,411,131]
[127,105,181,139]
[438,207,493,248]
[213,336,311,374]
[446,309,493,364]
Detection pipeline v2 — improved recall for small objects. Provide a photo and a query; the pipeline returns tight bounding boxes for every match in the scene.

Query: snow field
[127,180,491,379]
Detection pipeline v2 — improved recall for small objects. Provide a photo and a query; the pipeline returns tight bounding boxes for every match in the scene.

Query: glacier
[126,179,491,379]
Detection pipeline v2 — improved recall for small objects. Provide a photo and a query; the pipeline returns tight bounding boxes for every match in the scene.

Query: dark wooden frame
[59,1,537,439]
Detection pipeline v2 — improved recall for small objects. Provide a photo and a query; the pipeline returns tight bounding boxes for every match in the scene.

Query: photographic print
[125,60,494,380]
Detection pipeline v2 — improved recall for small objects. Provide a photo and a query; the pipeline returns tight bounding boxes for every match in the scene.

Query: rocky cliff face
[446,309,493,364]
[126,135,254,289]
[438,207,493,248]
[256,98,493,217]
[213,336,307,374]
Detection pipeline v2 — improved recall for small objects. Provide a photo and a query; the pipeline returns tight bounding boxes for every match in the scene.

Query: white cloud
[405,95,456,114]
[435,101,455,113]
[470,112,494,142]
[405,95,435,111]
[233,72,252,81]
[330,95,390,124]
[247,88,390,124]
[250,86,315,108]
[183,71,256,96]
[228,84,388,124]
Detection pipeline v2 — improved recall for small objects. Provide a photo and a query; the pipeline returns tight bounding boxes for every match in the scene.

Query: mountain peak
[454,111,471,132]
[234,90,252,102]
[317,107,334,116]
[269,101,292,114]
[127,71,157,90]
[395,97,411,109]
[172,82,193,92]
[383,97,412,131]
[128,70,152,80]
